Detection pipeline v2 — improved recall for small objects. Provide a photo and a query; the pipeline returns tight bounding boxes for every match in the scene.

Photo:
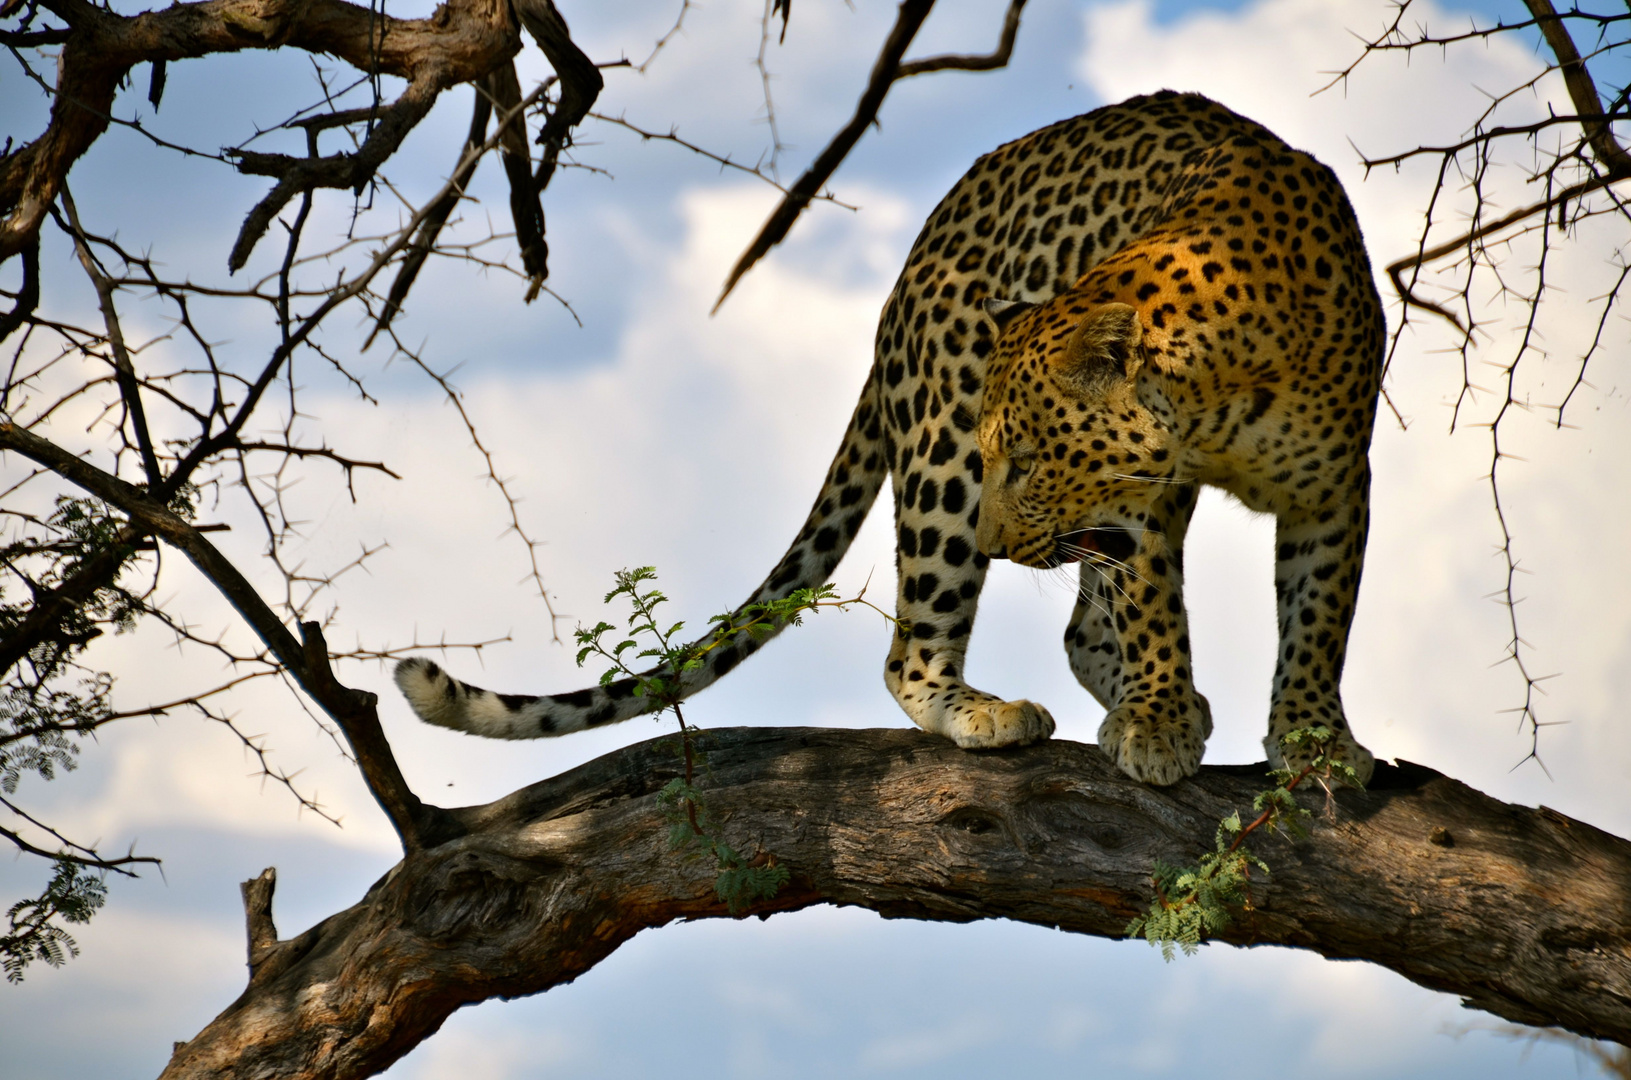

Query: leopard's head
[975,297,1177,568]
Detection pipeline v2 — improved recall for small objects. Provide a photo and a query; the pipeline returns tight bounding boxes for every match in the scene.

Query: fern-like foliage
[1,860,108,982]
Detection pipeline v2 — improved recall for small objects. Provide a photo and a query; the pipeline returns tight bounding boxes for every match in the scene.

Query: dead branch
[0,0,521,268]
[57,189,162,483]
[714,0,1028,311]
[895,0,1026,78]
[1353,2,1631,324]
[488,60,548,287]
[513,0,604,298]
[231,442,402,480]
[227,74,443,272]
[634,0,692,73]
[364,81,493,346]
[240,868,279,976]
[159,728,1631,1080]
[1381,173,1620,327]
[0,231,38,346]
[377,332,566,637]
[0,795,161,874]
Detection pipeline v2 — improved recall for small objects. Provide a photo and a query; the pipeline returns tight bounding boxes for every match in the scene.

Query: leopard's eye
[1006,453,1036,485]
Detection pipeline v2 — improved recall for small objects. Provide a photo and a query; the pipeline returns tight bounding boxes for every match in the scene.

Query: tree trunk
[160,727,1631,1079]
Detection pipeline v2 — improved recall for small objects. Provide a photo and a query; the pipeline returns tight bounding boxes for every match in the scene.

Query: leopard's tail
[394,363,890,739]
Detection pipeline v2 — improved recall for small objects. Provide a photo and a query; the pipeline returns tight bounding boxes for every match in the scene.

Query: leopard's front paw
[945,699,1056,750]
[1097,695,1210,785]
[1266,721,1375,787]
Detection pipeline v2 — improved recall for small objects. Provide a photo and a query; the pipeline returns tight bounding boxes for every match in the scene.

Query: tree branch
[0,230,40,347]
[58,188,163,484]
[895,0,1026,78]
[487,60,548,285]
[1381,173,1624,328]
[514,0,604,297]
[714,0,1032,311]
[0,0,519,267]
[0,419,454,853]
[226,74,443,273]
[0,523,145,679]
[365,78,494,346]
[240,867,279,977]
[713,0,936,311]
[1524,0,1631,175]
[159,728,1631,1079]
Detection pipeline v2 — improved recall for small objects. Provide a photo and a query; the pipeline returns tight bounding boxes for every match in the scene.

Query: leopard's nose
[973,505,1004,558]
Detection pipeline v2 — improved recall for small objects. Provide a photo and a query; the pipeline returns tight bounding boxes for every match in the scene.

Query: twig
[590,113,857,209]
[634,0,692,73]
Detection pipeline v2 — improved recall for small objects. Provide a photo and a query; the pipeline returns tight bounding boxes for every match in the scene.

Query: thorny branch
[1335,0,1630,762]
[634,0,693,74]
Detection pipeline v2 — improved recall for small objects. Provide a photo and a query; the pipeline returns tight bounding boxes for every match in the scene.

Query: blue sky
[2,0,1628,1077]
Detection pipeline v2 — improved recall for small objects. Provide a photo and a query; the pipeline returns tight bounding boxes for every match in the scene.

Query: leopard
[395,90,1382,787]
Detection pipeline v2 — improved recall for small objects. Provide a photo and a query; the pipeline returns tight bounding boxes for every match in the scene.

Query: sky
[2,0,1629,1077]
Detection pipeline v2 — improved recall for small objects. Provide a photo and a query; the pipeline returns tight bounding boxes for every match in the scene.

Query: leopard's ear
[1054,303,1142,393]
[984,297,1035,333]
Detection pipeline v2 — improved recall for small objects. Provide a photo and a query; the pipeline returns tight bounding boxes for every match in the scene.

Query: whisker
[1073,580,1116,620]
[1028,563,1083,597]
[1111,473,1193,485]
[1055,546,1142,602]
[1055,542,1151,592]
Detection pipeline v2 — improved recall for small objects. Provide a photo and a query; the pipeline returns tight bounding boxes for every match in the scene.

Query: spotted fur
[395,91,1381,786]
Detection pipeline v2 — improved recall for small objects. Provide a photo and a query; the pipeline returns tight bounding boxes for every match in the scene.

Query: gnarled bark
[161,726,1631,1079]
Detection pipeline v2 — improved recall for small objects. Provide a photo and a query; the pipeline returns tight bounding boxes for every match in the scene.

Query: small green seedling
[575,567,890,914]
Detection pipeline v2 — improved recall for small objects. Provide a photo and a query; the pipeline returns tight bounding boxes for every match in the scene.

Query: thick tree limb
[160,727,1630,1079]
